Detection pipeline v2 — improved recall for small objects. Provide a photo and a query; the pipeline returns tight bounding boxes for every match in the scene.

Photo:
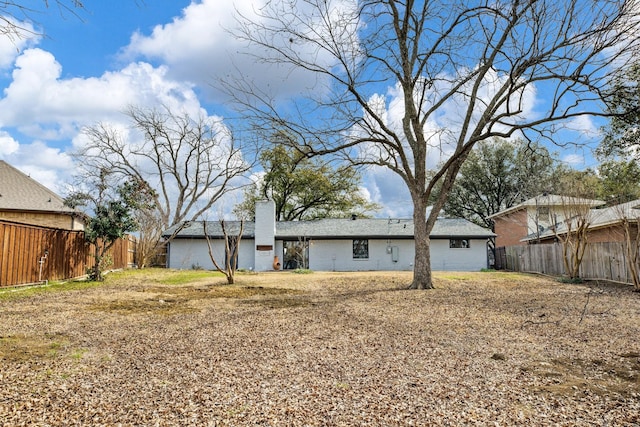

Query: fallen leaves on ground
[1,270,639,426]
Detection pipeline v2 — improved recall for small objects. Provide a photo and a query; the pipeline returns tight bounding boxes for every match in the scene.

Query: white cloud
[0,131,19,156]
[360,167,412,218]
[122,0,277,99]
[0,48,204,140]
[123,0,238,64]
[0,18,39,69]
[603,0,640,70]
[121,0,356,101]
[0,42,219,197]
[0,140,74,194]
[562,153,585,167]
[565,115,601,139]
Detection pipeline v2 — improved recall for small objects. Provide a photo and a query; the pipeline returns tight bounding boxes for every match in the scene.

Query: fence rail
[0,220,135,287]
[496,242,636,284]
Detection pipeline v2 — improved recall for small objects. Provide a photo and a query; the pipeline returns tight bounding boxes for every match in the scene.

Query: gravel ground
[1,270,639,426]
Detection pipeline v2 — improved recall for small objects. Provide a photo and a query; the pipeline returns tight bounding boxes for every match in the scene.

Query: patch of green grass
[437,272,474,281]
[157,270,224,285]
[0,279,103,302]
[291,269,313,274]
[0,269,233,302]
[70,348,88,360]
[236,268,258,274]
[47,340,64,357]
[434,270,530,283]
[0,334,71,362]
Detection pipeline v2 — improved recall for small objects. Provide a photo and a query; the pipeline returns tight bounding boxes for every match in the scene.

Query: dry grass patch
[88,273,305,315]
[525,355,640,398]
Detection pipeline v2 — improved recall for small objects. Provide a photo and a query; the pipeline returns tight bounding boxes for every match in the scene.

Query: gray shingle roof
[164,217,495,239]
[164,221,255,238]
[488,194,605,219]
[0,161,76,214]
[522,198,640,241]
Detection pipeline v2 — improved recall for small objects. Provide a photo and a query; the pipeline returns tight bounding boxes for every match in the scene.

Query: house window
[353,239,369,259]
[449,239,469,249]
[283,240,309,269]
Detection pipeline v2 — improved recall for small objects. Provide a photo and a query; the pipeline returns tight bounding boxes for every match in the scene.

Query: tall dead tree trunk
[411,202,433,289]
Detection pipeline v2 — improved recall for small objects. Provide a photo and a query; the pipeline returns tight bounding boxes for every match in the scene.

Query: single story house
[0,160,84,230]
[163,200,495,272]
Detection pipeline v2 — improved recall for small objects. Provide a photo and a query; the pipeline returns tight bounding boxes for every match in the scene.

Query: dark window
[449,239,470,249]
[283,240,309,270]
[353,239,369,259]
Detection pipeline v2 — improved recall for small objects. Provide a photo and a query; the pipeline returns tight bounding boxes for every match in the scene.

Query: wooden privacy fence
[0,220,135,287]
[496,242,636,284]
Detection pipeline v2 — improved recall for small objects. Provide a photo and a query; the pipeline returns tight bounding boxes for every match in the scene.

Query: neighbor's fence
[0,220,135,287]
[496,242,635,284]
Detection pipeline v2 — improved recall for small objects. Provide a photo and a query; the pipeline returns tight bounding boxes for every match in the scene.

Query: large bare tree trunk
[410,201,434,290]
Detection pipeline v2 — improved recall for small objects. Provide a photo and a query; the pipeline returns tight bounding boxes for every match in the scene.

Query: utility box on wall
[391,246,399,263]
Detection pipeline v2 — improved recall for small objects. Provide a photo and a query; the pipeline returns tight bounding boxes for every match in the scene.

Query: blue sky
[0,1,604,219]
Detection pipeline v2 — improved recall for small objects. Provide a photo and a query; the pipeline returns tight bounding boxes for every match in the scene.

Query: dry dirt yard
[1,269,639,426]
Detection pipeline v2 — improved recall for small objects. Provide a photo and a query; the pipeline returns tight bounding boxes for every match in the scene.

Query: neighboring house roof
[521,199,640,242]
[587,199,640,230]
[164,217,495,239]
[488,194,605,219]
[0,160,77,215]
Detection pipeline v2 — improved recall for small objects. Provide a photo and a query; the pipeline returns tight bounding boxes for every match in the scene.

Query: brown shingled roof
[0,160,76,214]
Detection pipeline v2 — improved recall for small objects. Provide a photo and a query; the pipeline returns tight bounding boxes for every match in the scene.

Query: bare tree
[227,1,640,289]
[204,220,245,285]
[611,201,640,289]
[552,198,593,281]
[74,105,253,263]
[133,204,166,268]
[621,215,640,289]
